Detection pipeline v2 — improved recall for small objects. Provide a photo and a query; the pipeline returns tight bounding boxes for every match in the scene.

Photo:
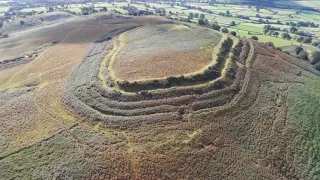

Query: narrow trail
[122,132,141,180]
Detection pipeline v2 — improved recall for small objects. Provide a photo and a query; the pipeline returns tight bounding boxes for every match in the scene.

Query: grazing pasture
[21,7,47,12]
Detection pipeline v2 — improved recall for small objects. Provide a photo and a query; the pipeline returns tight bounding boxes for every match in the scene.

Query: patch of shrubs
[232,40,243,60]
[179,17,192,23]
[232,39,250,64]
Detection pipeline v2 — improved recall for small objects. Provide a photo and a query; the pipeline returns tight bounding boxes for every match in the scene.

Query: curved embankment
[63,23,252,128]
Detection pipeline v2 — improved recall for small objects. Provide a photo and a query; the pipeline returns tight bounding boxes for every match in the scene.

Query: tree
[20,20,25,26]
[297,36,304,43]
[289,26,298,33]
[256,6,260,12]
[194,13,199,18]
[251,36,259,40]
[298,50,308,60]
[81,7,90,15]
[295,46,303,55]
[230,31,236,36]
[266,41,275,48]
[221,27,228,33]
[211,23,220,31]
[102,7,108,12]
[281,32,291,40]
[303,37,312,44]
[226,10,230,16]
[209,0,216,5]
[48,7,54,12]
[0,21,3,28]
[273,31,279,37]
[200,14,205,19]
[198,18,207,26]
[310,51,320,64]
[230,21,236,26]
[315,63,320,71]
[160,8,166,16]
[188,12,193,19]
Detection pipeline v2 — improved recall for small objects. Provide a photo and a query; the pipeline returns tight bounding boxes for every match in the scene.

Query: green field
[0,6,10,12]
[274,0,320,8]
[21,7,47,12]
[68,7,81,13]
[66,3,130,14]
[156,1,320,48]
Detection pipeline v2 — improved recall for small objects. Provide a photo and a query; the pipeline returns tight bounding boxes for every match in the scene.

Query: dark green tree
[303,37,312,44]
[310,51,320,64]
[298,50,309,60]
[266,41,275,48]
[221,27,228,33]
[297,36,304,43]
[194,12,199,18]
[295,46,303,55]
[281,32,291,40]
[251,36,259,40]
[188,12,193,19]
[211,23,220,31]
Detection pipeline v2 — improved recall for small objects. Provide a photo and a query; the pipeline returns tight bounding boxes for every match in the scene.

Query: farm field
[0,6,9,12]
[151,1,320,48]
[65,3,131,14]
[21,7,47,12]
[274,0,320,8]
[0,0,320,179]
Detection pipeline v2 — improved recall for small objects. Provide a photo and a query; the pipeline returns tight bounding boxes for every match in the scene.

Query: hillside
[2,12,75,33]
[0,13,319,179]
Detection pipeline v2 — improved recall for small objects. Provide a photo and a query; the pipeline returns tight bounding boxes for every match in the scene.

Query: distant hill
[3,12,74,33]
